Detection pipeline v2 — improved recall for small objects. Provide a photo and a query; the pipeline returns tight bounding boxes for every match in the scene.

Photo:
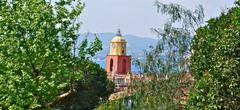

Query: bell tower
[106,29,131,75]
[109,29,127,56]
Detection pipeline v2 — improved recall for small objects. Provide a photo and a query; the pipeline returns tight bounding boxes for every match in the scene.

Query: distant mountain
[77,32,157,60]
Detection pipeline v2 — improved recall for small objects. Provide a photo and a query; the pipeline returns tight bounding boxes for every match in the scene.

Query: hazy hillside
[77,32,157,60]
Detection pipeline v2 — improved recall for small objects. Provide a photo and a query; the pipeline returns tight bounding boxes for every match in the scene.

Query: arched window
[122,50,125,54]
[110,59,113,72]
[122,59,126,73]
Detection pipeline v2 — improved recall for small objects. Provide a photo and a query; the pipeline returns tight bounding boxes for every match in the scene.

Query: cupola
[109,29,127,55]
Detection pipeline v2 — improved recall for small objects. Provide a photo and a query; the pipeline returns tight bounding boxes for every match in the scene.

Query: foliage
[126,75,181,110]
[136,1,204,74]
[0,0,113,109]
[187,1,240,109]
[96,74,193,110]
[96,100,121,110]
[54,60,115,110]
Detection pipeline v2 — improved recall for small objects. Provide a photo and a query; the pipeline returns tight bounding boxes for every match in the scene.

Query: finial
[116,29,122,36]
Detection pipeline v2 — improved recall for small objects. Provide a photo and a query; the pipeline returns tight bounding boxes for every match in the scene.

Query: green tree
[54,60,114,110]
[96,74,190,110]
[136,1,204,74]
[187,1,240,109]
[0,0,112,109]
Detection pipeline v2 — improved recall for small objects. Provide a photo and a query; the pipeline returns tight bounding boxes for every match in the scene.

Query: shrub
[187,1,240,109]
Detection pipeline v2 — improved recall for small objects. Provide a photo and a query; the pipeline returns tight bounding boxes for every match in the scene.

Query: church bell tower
[106,29,131,75]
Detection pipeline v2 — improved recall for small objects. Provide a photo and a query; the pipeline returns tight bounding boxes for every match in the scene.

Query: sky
[79,0,235,38]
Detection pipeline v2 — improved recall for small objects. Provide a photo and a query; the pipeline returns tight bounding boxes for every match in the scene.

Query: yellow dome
[109,29,127,55]
[111,36,126,43]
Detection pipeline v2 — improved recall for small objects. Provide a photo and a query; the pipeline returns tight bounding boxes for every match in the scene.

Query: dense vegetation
[54,60,114,109]
[0,0,114,109]
[187,1,240,109]
[97,73,194,110]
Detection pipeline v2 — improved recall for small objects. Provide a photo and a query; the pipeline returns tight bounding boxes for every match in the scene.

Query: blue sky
[79,0,235,38]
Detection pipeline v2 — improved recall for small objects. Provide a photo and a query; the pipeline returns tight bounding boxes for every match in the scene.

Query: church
[105,30,132,91]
